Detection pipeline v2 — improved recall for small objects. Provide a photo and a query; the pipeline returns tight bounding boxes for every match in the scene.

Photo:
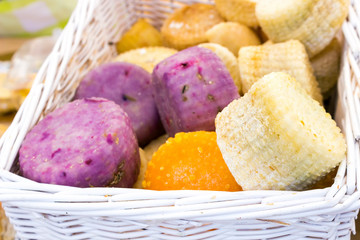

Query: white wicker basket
[0,0,360,239]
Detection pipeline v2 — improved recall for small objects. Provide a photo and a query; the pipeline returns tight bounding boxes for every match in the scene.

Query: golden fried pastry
[116,19,162,54]
[161,3,224,50]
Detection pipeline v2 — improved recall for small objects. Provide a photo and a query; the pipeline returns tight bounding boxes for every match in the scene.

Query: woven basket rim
[0,0,358,223]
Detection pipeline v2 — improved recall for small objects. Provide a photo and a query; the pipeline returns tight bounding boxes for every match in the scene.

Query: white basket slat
[344,57,360,136]
[0,0,358,239]
[345,111,357,194]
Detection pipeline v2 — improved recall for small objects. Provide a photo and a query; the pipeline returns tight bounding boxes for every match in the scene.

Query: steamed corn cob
[238,40,323,103]
[205,22,261,56]
[215,0,259,27]
[215,72,346,190]
[199,43,242,93]
[310,38,341,99]
[255,0,349,57]
[116,19,162,54]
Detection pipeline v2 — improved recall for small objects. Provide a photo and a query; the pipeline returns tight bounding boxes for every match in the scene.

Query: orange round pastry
[161,3,224,50]
[143,131,242,191]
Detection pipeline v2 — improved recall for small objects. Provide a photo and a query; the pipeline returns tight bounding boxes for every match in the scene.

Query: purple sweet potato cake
[74,62,163,146]
[19,98,140,188]
[152,46,240,136]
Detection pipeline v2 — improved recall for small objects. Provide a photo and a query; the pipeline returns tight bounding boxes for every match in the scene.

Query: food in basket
[143,134,169,161]
[115,47,178,73]
[133,148,148,189]
[215,72,346,190]
[205,22,261,56]
[238,40,323,103]
[19,97,140,188]
[74,62,163,146]
[309,166,338,189]
[143,131,242,191]
[255,0,349,57]
[152,46,239,137]
[133,135,169,189]
[161,3,224,50]
[256,27,269,43]
[214,0,258,27]
[310,38,341,99]
[198,43,242,93]
[116,19,162,53]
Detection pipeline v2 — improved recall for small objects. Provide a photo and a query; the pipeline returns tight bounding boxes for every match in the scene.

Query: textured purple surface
[74,62,163,146]
[19,98,140,188]
[152,46,240,136]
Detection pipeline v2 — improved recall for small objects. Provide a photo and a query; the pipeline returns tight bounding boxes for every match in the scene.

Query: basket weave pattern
[0,0,359,239]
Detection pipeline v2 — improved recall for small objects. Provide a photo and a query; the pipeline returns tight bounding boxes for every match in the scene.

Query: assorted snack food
[115,19,163,54]
[74,62,164,146]
[143,131,242,191]
[206,22,261,56]
[214,0,258,27]
[216,72,346,190]
[161,3,224,50]
[17,0,349,192]
[255,0,349,57]
[152,46,239,136]
[310,38,342,99]
[19,98,140,188]
[199,43,242,93]
[238,40,323,102]
[115,47,178,73]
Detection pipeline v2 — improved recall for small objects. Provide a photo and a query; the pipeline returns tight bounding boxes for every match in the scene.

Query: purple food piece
[152,46,240,136]
[74,62,164,146]
[19,97,140,188]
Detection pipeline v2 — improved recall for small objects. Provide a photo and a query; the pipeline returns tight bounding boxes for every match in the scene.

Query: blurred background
[0,0,76,129]
[0,0,76,238]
